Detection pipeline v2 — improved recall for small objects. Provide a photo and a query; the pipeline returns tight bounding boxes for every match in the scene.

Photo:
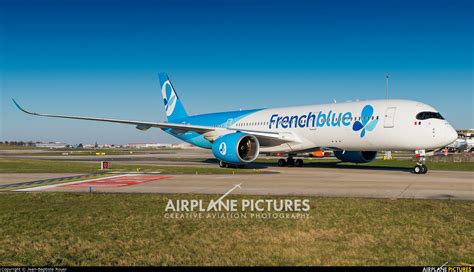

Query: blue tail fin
[159,73,188,121]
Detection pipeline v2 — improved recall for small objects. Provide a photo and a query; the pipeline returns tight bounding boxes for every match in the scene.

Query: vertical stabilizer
[159,73,188,121]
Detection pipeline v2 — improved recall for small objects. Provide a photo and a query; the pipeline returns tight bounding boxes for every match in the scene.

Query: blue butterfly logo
[352,105,378,138]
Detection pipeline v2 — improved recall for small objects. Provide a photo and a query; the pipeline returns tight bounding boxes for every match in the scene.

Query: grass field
[0,145,45,150]
[0,193,472,266]
[0,159,262,174]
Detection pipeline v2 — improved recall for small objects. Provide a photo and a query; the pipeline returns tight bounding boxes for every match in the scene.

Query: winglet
[12,98,36,115]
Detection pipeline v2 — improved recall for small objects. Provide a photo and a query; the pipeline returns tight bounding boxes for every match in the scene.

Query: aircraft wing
[12,99,215,133]
[12,99,294,145]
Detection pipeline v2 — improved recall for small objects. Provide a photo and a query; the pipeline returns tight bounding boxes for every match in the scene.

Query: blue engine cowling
[333,151,377,163]
[212,132,260,164]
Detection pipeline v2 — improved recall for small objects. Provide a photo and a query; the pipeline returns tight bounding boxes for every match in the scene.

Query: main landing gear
[413,153,428,174]
[219,160,228,168]
[278,156,304,167]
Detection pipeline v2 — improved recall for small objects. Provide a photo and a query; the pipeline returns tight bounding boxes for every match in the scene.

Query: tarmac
[1,167,472,200]
[1,148,472,200]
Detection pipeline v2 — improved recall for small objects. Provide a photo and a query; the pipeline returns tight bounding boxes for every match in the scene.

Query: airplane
[12,73,458,174]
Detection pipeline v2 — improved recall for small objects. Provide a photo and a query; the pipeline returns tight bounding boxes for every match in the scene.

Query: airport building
[126,142,173,149]
[35,142,68,149]
[457,129,474,138]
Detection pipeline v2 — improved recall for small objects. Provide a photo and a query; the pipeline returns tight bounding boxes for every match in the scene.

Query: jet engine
[333,151,377,163]
[212,132,260,164]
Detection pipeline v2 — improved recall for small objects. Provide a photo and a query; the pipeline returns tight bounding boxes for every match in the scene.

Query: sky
[1,0,472,144]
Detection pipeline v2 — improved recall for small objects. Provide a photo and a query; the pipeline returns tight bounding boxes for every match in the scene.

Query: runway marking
[0,173,111,192]
[61,175,173,188]
[15,175,129,191]
[9,173,174,192]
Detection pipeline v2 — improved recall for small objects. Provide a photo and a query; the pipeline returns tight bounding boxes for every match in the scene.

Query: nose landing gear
[414,164,428,174]
[413,152,428,174]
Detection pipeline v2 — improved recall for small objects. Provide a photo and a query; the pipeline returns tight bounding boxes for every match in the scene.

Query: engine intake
[212,132,260,164]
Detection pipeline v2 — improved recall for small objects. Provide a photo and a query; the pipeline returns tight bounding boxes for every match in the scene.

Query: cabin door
[384,107,396,128]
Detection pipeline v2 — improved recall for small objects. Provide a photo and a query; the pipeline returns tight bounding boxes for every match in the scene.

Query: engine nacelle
[333,151,377,163]
[212,132,260,164]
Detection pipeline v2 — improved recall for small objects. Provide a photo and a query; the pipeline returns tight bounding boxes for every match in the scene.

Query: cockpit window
[416,111,444,120]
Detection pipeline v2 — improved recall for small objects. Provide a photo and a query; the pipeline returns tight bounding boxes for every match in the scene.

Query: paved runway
[3,167,472,200]
[0,173,84,185]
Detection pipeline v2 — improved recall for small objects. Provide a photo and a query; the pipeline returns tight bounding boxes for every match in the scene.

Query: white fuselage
[228,99,458,153]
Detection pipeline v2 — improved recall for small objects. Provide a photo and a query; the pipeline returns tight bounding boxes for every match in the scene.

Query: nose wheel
[413,153,428,174]
[414,164,428,174]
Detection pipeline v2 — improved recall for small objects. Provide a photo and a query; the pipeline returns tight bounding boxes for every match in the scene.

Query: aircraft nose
[445,125,458,145]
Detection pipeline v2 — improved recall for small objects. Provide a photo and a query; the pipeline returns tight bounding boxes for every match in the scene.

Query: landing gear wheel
[295,159,304,167]
[414,165,423,174]
[286,158,295,167]
[219,160,228,168]
[413,151,428,175]
[278,158,286,167]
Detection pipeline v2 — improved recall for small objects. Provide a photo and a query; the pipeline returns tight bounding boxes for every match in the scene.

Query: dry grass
[0,193,472,266]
